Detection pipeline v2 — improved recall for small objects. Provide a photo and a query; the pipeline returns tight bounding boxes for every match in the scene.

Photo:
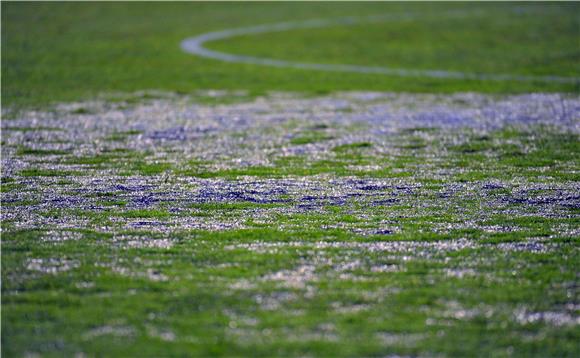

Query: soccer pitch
[2,2,579,357]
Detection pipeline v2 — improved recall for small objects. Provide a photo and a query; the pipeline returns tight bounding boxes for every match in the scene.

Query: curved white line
[181,9,579,84]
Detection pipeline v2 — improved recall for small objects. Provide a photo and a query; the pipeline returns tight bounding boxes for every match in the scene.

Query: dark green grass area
[20,168,85,178]
[16,147,70,156]
[2,2,579,109]
[211,5,580,77]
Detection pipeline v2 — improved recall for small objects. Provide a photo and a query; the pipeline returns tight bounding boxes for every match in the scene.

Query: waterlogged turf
[2,91,579,356]
[2,2,579,109]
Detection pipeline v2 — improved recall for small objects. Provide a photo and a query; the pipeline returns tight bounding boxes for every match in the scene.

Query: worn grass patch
[2,93,579,356]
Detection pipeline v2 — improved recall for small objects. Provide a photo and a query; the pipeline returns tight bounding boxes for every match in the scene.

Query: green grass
[290,132,335,145]
[64,151,171,176]
[2,2,580,357]
[332,142,373,152]
[212,6,579,77]
[16,147,69,156]
[13,127,572,181]
[2,2,579,109]
[20,168,84,177]
[2,227,579,356]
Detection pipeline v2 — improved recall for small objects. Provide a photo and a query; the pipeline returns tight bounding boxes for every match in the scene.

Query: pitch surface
[2,92,579,356]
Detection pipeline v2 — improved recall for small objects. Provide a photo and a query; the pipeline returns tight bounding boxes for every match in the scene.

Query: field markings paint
[181,9,579,84]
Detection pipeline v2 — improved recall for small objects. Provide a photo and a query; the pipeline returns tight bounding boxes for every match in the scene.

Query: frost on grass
[25,258,80,274]
[2,91,579,356]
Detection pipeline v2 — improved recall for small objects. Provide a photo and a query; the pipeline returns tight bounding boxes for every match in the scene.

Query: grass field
[2,2,580,357]
[2,2,579,108]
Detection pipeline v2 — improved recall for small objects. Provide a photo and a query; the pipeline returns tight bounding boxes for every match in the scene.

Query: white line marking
[181,9,579,84]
